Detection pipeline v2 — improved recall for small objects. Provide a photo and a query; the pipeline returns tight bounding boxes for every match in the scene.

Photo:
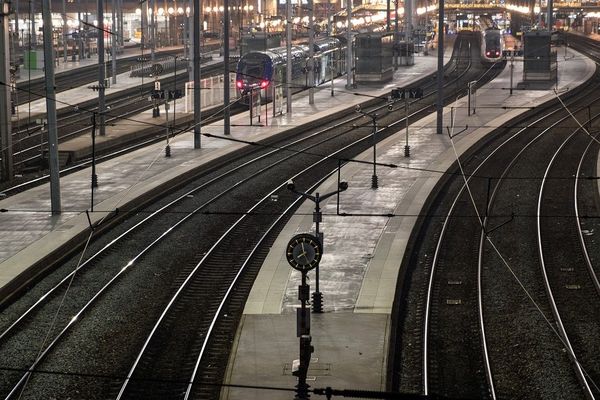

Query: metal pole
[436,0,444,134]
[345,0,352,89]
[184,0,189,58]
[98,0,106,136]
[78,1,84,60]
[150,0,156,61]
[371,116,377,189]
[326,0,330,36]
[111,0,117,85]
[286,0,291,114]
[91,112,98,190]
[509,54,514,95]
[42,0,61,214]
[173,56,177,133]
[29,0,34,46]
[0,0,13,181]
[546,0,552,31]
[404,99,410,157]
[224,0,231,135]
[119,0,124,46]
[386,0,390,32]
[193,0,201,148]
[406,0,412,54]
[394,0,398,69]
[424,0,428,55]
[141,0,148,51]
[165,0,169,45]
[310,194,323,313]
[14,0,18,54]
[308,0,314,104]
[62,0,67,63]
[164,87,170,156]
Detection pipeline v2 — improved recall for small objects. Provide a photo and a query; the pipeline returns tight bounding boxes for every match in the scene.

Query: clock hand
[296,251,307,260]
[296,242,308,261]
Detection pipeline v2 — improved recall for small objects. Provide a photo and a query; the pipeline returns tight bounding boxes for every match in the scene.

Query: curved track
[390,52,600,398]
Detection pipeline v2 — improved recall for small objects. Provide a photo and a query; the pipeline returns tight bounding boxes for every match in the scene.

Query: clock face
[286,233,322,272]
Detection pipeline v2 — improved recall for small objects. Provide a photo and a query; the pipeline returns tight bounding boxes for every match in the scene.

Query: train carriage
[481,28,504,64]
[235,37,346,103]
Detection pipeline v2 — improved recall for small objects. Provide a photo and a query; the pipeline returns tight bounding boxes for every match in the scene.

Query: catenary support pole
[98,0,106,136]
[308,0,314,104]
[150,0,156,61]
[223,0,231,135]
[286,0,291,114]
[193,0,201,148]
[0,0,13,180]
[62,0,67,63]
[436,0,444,134]
[547,0,552,30]
[42,0,61,214]
[345,0,352,89]
[112,0,117,85]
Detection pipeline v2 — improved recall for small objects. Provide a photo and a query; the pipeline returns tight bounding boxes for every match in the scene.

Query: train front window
[239,57,265,85]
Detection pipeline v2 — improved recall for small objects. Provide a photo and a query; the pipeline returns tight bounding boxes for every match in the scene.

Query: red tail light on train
[260,80,270,89]
[236,80,244,89]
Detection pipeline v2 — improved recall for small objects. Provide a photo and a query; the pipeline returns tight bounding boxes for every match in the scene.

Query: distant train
[235,37,347,102]
[480,27,505,64]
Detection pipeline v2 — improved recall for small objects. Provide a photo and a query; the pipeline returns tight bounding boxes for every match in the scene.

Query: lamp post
[355,106,379,189]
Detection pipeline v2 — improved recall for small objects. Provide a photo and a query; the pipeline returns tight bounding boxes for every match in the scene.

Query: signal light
[236,80,243,89]
[260,80,270,89]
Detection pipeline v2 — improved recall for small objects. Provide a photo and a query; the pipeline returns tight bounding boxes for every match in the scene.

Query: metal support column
[150,0,156,61]
[286,0,292,114]
[546,0,553,30]
[308,0,314,104]
[62,0,67,63]
[42,0,61,214]
[111,0,117,85]
[193,0,201,148]
[29,0,35,46]
[345,0,352,89]
[406,0,412,53]
[436,0,444,134]
[0,0,13,181]
[223,0,231,135]
[98,0,106,136]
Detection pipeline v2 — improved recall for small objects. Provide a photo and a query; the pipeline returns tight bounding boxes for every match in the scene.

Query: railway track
[0,32,495,398]
[9,57,234,174]
[389,46,600,398]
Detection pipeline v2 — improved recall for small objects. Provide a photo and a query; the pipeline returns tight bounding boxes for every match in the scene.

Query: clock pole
[286,233,322,399]
[287,181,349,313]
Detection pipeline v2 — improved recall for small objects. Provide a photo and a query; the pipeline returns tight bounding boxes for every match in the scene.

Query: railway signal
[150,89,165,99]
[390,87,422,157]
[391,87,423,99]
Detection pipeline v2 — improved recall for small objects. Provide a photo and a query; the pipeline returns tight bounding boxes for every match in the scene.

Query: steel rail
[536,130,596,399]
[423,88,600,395]
[574,135,600,297]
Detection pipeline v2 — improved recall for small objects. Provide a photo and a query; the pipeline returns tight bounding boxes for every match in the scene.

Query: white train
[481,27,505,64]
